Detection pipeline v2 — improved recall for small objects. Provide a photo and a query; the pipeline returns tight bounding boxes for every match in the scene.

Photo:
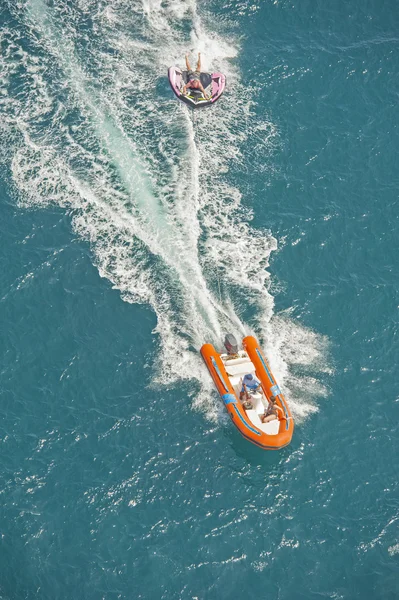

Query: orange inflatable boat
[201,334,294,450]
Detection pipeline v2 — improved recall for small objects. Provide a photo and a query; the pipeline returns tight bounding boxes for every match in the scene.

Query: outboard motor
[224,333,239,355]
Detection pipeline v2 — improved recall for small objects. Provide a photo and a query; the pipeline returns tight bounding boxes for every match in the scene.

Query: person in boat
[261,396,284,423]
[240,373,262,400]
[182,52,210,99]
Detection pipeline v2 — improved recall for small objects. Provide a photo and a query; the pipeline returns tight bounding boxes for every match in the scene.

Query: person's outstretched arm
[276,405,285,419]
[198,82,210,99]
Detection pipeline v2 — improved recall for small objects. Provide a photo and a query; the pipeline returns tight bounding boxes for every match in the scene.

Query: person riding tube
[182,53,210,99]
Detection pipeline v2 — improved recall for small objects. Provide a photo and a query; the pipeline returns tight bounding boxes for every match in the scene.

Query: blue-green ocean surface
[1,0,398,598]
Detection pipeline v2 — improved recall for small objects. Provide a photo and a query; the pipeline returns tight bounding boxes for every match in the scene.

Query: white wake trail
[24,0,228,346]
[0,0,331,420]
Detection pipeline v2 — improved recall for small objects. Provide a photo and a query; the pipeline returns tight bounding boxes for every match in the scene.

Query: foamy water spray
[1,0,330,419]
[24,0,226,344]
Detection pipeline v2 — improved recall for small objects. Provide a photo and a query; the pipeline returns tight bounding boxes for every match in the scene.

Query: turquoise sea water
[1,0,398,598]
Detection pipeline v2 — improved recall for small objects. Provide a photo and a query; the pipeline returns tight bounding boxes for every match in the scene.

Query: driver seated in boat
[182,52,211,99]
[240,373,262,400]
[261,396,284,423]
